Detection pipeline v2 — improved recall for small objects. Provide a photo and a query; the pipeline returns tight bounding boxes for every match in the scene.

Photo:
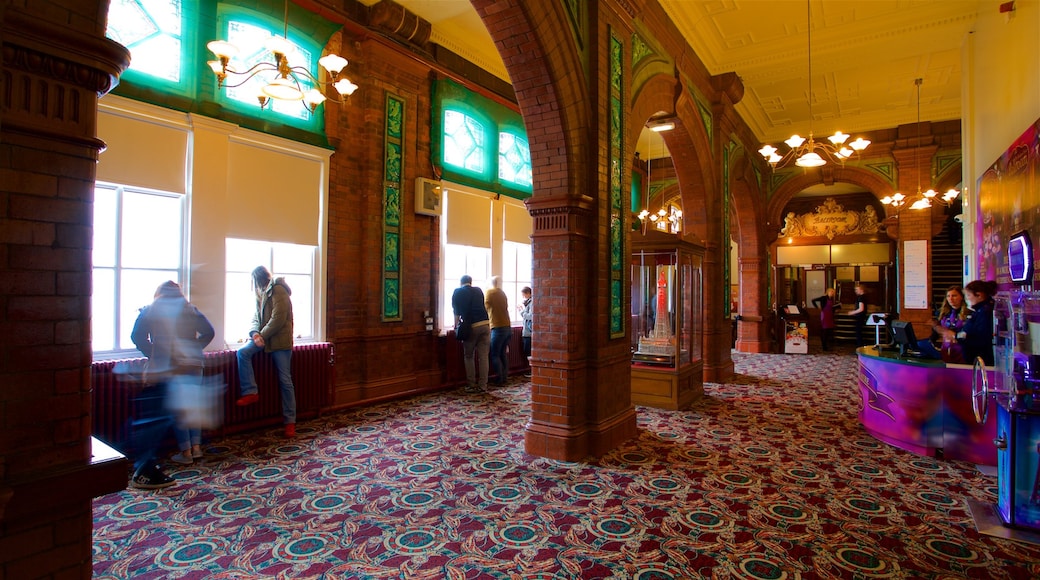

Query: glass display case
[631,230,703,409]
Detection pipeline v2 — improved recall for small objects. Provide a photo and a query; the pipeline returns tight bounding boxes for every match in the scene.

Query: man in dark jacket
[452,274,490,392]
[130,280,214,489]
[235,266,297,437]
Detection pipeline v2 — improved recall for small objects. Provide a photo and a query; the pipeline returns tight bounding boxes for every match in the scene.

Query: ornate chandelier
[206,0,358,114]
[881,78,959,210]
[759,1,870,170]
[637,127,682,234]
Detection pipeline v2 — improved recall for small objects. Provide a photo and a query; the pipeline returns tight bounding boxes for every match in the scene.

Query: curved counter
[856,346,997,465]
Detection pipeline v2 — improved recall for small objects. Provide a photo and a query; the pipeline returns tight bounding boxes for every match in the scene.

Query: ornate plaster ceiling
[367,0,982,145]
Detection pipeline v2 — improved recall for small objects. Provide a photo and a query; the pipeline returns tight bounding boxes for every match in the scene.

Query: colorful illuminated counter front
[856,346,997,466]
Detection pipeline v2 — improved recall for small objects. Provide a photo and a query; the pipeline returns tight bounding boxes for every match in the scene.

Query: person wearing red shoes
[236,265,297,438]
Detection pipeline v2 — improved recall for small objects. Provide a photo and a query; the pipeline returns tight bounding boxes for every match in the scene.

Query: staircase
[930,211,964,313]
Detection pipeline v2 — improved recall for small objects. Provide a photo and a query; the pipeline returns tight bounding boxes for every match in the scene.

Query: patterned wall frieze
[562,0,586,50]
[864,160,896,185]
[935,151,961,179]
[630,25,672,100]
[631,34,653,67]
[608,30,625,338]
[382,93,405,322]
[614,0,638,19]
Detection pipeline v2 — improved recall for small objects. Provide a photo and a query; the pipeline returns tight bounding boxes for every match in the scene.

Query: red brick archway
[472,0,638,461]
[765,166,897,230]
[729,151,772,352]
[630,72,733,381]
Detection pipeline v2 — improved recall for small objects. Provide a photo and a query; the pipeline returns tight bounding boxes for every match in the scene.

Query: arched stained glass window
[444,110,486,175]
[498,132,532,188]
[106,0,183,83]
[223,20,314,121]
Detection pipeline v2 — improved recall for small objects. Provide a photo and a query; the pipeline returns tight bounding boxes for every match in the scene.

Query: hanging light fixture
[882,78,960,210]
[207,0,358,114]
[759,1,870,170]
[637,128,682,234]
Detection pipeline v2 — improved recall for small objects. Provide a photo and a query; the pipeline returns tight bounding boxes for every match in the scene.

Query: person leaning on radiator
[235,265,298,438]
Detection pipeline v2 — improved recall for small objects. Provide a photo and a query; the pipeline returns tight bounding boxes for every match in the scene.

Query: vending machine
[973,231,1040,541]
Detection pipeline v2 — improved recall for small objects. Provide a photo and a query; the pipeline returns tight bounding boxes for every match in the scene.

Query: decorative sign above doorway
[779,197,880,240]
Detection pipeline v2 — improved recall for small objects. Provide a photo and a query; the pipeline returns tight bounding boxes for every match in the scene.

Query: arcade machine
[971,231,1040,543]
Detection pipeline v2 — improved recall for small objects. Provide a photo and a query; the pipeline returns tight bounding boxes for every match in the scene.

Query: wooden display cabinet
[631,230,704,409]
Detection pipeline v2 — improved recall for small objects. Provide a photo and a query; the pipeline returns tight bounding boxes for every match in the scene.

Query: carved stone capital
[2,8,130,149]
[525,193,596,237]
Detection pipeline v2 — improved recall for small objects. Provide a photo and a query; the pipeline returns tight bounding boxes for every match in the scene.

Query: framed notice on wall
[904,239,929,309]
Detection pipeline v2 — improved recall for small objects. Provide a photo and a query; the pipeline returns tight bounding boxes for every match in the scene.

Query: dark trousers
[855,316,867,346]
[131,380,173,475]
[820,328,834,351]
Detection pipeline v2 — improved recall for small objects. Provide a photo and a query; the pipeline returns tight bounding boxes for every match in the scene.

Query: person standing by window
[485,276,511,387]
[129,281,214,489]
[452,275,490,392]
[849,284,869,347]
[235,266,297,438]
[811,287,839,352]
[519,286,533,377]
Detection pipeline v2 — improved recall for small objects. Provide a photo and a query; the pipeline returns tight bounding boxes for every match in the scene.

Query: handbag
[455,319,472,341]
[167,373,225,430]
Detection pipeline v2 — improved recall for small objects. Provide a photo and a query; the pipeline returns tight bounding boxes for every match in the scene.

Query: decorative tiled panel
[609,31,624,338]
[383,93,404,321]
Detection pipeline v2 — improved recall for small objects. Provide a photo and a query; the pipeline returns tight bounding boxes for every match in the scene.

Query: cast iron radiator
[445,326,527,384]
[91,343,334,449]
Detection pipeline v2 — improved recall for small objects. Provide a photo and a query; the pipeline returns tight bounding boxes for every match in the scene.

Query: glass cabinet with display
[631,230,704,409]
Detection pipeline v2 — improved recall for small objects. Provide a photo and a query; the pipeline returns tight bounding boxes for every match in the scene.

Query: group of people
[128,266,298,490]
[917,280,998,365]
[451,275,533,392]
[810,279,997,365]
[810,283,868,351]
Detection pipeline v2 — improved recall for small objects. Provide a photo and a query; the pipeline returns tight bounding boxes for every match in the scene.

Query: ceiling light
[759,1,870,170]
[881,79,960,212]
[646,117,676,132]
[207,0,357,114]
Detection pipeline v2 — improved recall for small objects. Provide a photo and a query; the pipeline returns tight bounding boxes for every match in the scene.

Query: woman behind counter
[918,285,968,362]
[940,280,997,366]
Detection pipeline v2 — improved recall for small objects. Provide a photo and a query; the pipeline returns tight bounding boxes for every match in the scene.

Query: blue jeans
[490,326,511,385]
[237,342,297,424]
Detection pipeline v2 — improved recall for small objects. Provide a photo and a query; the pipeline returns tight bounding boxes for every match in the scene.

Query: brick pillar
[702,240,736,381]
[891,145,939,335]
[0,4,129,578]
[735,255,771,352]
[523,196,638,461]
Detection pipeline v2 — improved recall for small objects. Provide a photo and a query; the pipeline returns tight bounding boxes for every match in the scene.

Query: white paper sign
[904,239,929,309]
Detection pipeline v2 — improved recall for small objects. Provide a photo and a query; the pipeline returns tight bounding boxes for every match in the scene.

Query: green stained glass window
[223,20,314,121]
[106,0,183,83]
[444,110,486,174]
[498,132,532,188]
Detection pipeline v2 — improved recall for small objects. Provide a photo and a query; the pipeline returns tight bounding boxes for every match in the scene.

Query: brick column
[890,145,939,334]
[0,4,129,578]
[735,255,771,352]
[523,195,638,461]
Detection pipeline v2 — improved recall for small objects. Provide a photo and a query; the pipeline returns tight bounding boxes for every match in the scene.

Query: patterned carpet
[93,350,1040,579]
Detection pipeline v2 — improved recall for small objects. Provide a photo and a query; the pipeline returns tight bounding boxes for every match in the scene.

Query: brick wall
[1,1,130,578]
